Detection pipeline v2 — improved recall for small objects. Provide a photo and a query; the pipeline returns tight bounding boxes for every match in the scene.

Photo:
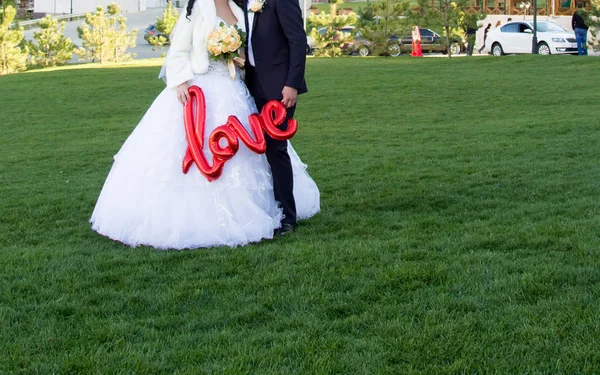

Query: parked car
[144,24,170,44]
[484,21,577,56]
[307,26,462,56]
[306,27,353,54]
[351,30,402,57]
[307,26,402,56]
[397,28,464,55]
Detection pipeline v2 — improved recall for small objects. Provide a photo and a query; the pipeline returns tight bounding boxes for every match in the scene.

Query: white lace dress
[90,21,320,249]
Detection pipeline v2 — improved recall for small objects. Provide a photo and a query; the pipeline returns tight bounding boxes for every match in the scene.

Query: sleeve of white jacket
[166,10,195,90]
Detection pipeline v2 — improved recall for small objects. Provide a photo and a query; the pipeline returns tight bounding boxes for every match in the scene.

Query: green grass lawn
[1,55,600,373]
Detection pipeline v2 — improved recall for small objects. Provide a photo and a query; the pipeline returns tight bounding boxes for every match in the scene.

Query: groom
[243,0,308,235]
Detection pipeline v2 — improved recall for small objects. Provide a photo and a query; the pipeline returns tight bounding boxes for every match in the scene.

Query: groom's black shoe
[274,223,296,236]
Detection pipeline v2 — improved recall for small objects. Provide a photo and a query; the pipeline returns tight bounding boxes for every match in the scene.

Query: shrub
[147,2,178,50]
[309,0,358,57]
[358,0,410,57]
[588,0,600,51]
[27,15,75,67]
[76,3,137,64]
[0,5,27,74]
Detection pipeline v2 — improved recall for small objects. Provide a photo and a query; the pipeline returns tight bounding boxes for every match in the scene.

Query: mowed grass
[1,55,600,374]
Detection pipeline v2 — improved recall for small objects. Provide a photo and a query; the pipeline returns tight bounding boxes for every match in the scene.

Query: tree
[147,1,178,50]
[1,1,16,10]
[27,16,75,67]
[588,0,600,51]
[457,10,486,54]
[309,0,358,57]
[76,3,137,64]
[356,5,376,27]
[0,5,27,75]
[358,0,410,57]
[409,0,468,58]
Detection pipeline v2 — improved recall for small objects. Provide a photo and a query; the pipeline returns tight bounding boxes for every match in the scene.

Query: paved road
[23,8,169,61]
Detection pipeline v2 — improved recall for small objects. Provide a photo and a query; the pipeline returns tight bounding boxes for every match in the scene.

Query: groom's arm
[276,0,306,91]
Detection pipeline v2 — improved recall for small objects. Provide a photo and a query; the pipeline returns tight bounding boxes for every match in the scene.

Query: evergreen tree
[587,0,599,51]
[358,0,410,57]
[76,3,137,64]
[309,0,358,57]
[1,1,17,11]
[408,0,468,58]
[457,11,486,54]
[356,5,376,27]
[27,16,75,67]
[0,5,27,75]
[147,2,178,50]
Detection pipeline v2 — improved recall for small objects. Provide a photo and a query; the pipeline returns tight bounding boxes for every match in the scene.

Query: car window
[518,23,532,33]
[501,23,519,33]
[420,29,433,37]
[537,22,567,32]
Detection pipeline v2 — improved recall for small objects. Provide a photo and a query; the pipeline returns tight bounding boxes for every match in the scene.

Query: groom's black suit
[244,0,308,226]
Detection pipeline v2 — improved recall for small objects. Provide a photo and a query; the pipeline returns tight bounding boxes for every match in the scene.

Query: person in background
[466,24,477,56]
[478,23,492,54]
[495,20,502,28]
[507,17,513,22]
[572,1,589,55]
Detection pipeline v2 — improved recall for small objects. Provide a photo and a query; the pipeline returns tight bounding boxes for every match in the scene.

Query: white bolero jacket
[165,0,246,89]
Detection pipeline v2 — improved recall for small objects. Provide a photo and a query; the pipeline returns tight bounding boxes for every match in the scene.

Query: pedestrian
[478,23,492,54]
[466,25,477,56]
[572,1,589,55]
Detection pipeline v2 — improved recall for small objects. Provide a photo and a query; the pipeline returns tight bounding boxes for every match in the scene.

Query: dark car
[342,26,464,56]
[398,28,465,55]
[307,26,402,57]
[307,27,355,54]
[144,24,170,44]
[352,31,402,57]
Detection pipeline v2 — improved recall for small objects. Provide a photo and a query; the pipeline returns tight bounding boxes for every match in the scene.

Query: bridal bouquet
[207,23,247,80]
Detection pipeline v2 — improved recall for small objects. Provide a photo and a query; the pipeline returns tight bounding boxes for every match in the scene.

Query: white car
[485,21,577,56]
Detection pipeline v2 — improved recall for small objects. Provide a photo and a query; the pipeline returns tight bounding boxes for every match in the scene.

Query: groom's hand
[176,82,190,105]
[281,86,298,108]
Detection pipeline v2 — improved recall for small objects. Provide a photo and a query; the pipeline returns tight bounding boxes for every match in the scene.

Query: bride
[90,0,320,250]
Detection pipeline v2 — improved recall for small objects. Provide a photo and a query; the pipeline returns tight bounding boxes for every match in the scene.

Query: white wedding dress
[90,20,320,250]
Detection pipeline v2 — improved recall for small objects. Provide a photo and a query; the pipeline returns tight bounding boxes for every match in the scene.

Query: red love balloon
[209,126,239,159]
[182,86,225,181]
[260,101,298,141]
[182,86,298,182]
[227,114,267,154]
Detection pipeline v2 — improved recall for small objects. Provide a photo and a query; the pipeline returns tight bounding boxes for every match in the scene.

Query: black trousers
[246,66,297,226]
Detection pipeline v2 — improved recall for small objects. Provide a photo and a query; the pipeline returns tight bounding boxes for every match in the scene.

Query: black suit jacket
[244,0,308,100]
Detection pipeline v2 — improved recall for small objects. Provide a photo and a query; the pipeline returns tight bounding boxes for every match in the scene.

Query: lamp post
[531,0,538,53]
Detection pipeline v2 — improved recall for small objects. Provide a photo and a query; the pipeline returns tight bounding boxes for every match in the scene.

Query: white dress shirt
[247,2,256,66]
